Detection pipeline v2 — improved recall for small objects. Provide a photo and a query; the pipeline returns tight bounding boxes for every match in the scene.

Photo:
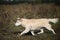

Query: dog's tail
[48,18,58,23]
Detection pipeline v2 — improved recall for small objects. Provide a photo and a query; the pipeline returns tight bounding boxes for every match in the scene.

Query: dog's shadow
[13,30,41,36]
[13,31,31,35]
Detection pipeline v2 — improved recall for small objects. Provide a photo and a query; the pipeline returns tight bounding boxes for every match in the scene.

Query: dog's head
[15,17,22,26]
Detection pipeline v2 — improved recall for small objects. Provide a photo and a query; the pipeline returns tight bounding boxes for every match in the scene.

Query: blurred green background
[0,0,60,5]
[0,3,60,40]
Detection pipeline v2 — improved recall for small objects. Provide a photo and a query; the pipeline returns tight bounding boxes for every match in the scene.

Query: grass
[0,3,60,40]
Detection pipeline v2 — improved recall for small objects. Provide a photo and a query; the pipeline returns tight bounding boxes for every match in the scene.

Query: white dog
[15,18,58,36]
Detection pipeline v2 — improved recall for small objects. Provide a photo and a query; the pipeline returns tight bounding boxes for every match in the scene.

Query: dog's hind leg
[50,28,56,34]
[37,29,44,34]
[45,24,56,34]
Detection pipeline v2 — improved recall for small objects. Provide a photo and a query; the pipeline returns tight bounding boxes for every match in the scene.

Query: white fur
[48,18,58,23]
[15,21,21,26]
[15,18,58,36]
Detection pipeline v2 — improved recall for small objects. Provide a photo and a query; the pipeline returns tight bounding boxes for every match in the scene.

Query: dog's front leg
[31,31,36,36]
[37,29,44,34]
[19,27,30,36]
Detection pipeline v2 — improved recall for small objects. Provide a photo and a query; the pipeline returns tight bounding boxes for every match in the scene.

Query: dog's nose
[15,22,20,26]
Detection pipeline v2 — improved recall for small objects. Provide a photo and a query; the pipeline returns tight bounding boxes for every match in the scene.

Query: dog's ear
[17,17,23,21]
[17,17,21,20]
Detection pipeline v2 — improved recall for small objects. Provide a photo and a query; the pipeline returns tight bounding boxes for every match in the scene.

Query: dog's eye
[17,21,19,22]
